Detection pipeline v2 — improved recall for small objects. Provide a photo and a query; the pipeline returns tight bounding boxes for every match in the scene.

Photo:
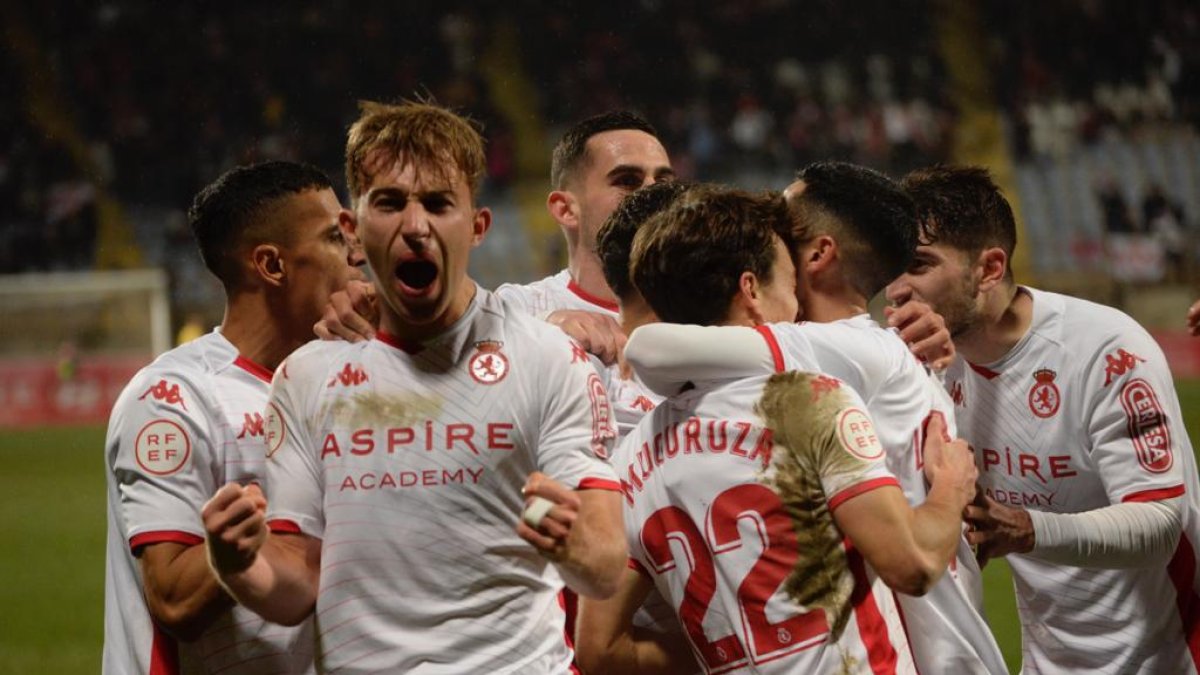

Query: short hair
[789,161,917,298]
[345,100,486,203]
[188,160,334,288]
[901,165,1017,275]
[596,181,694,301]
[550,111,658,190]
[631,185,795,326]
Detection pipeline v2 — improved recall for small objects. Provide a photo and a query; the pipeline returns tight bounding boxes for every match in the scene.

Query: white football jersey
[618,369,915,674]
[264,287,619,674]
[103,330,313,675]
[496,269,664,439]
[948,287,1200,674]
[760,318,1006,674]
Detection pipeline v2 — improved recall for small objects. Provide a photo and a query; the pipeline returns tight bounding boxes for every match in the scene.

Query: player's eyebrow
[654,166,677,181]
[606,164,646,180]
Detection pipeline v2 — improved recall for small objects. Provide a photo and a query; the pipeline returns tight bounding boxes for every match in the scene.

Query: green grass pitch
[3,381,1199,674]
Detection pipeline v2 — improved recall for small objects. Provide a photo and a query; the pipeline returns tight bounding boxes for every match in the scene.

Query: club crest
[469,340,509,385]
[1028,368,1060,418]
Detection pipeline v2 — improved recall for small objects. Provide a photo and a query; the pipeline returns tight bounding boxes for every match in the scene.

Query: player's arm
[625,323,775,394]
[203,482,321,625]
[834,414,977,595]
[517,473,626,598]
[139,542,232,640]
[575,567,698,674]
[1188,298,1200,336]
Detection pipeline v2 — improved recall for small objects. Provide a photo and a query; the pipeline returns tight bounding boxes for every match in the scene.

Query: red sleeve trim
[129,530,203,554]
[233,355,273,383]
[267,519,303,534]
[1122,484,1186,503]
[577,477,622,492]
[755,325,786,373]
[627,557,650,577]
[828,477,901,511]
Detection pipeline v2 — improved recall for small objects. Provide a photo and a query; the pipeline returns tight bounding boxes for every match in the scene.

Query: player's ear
[547,190,580,232]
[737,270,767,325]
[806,235,837,273]
[976,247,1008,292]
[251,244,286,288]
[471,206,492,247]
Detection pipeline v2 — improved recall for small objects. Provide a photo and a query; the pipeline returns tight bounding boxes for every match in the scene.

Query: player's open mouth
[395,259,438,294]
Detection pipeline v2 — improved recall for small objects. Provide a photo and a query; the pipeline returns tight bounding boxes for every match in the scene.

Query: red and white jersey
[264,287,620,674]
[760,317,1005,674]
[617,369,915,674]
[496,269,664,439]
[948,287,1200,674]
[103,331,313,675]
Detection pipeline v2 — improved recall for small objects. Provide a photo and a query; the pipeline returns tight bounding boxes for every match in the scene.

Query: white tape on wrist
[522,496,555,529]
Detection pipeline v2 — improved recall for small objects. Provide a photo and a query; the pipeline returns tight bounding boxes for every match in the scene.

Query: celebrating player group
[102,101,1198,675]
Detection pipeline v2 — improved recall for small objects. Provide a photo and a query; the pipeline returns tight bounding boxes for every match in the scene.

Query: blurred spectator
[1142,183,1188,280]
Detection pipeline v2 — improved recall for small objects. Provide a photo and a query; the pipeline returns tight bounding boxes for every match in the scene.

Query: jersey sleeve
[533,330,620,491]
[263,350,328,538]
[759,371,898,510]
[1083,330,1190,504]
[108,371,217,551]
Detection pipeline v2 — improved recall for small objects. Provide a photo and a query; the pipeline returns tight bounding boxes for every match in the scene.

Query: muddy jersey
[103,331,312,675]
[264,287,619,674]
[496,269,663,439]
[760,318,1005,674]
[947,287,1200,674]
[617,368,914,674]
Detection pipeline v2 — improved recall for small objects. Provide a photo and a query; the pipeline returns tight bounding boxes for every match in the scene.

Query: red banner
[1154,332,1200,381]
[0,355,149,428]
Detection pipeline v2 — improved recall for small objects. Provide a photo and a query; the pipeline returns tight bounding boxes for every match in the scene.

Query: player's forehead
[582,130,671,177]
[361,150,468,198]
[267,187,341,232]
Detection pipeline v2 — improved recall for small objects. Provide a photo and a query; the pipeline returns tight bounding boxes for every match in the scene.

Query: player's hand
[885,297,955,371]
[516,471,581,561]
[1188,298,1200,337]
[921,414,977,506]
[203,482,269,576]
[313,280,379,343]
[964,494,1035,567]
[546,310,626,366]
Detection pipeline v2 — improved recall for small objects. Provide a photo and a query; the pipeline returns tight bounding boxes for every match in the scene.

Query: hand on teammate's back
[313,279,379,342]
[545,310,627,366]
[921,414,977,506]
[885,296,955,370]
[1188,298,1200,337]
[202,483,269,576]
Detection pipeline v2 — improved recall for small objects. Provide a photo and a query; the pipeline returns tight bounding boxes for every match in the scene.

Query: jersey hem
[1122,484,1186,502]
[577,477,621,492]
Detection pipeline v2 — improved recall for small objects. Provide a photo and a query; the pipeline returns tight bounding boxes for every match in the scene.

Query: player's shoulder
[114,332,234,409]
[493,270,571,312]
[1032,287,1157,355]
[479,289,583,353]
[278,338,367,386]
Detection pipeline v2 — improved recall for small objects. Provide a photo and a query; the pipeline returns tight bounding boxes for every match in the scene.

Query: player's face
[572,130,673,251]
[351,155,490,336]
[886,242,980,337]
[757,236,800,324]
[280,187,366,326]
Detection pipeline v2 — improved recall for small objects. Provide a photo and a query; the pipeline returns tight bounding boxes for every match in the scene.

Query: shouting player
[887,165,1200,674]
[202,101,626,673]
[103,161,365,674]
[577,185,979,674]
[621,162,1004,673]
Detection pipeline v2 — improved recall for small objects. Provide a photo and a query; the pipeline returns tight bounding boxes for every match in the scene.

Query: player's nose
[399,204,432,240]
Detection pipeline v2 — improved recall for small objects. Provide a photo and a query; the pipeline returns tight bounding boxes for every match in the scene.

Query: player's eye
[612,174,643,190]
[422,196,452,213]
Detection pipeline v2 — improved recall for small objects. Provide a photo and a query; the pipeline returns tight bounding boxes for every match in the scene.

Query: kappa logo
[139,379,188,410]
[631,395,656,412]
[1120,378,1172,473]
[469,340,509,385]
[237,413,264,439]
[1103,348,1145,387]
[950,381,965,407]
[570,342,589,364]
[1028,368,1060,418]
[810,374,841,401]
[328,363,369,388]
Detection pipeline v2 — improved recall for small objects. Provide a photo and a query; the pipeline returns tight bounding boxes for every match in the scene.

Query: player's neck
[379,280,478,344]
[957,284,1032,365]
[567,250,617,305]
[801,288,866,323]
[221,292,303,372]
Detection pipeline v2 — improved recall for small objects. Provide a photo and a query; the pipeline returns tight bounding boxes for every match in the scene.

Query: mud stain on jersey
[756,371,866,640]
[326,392,443,428]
